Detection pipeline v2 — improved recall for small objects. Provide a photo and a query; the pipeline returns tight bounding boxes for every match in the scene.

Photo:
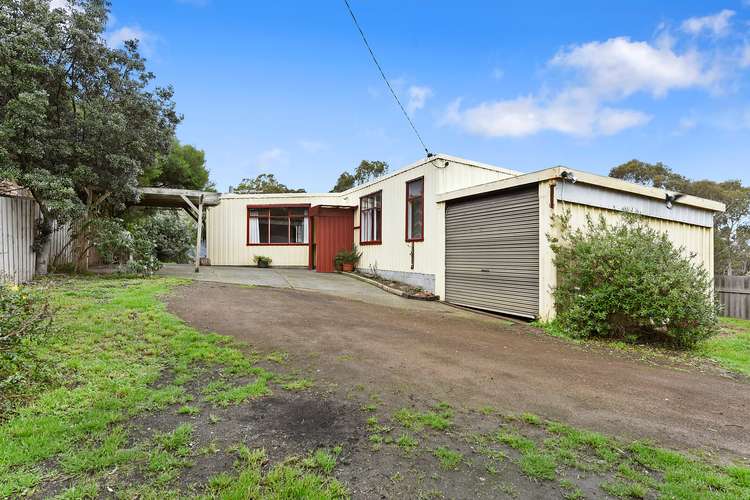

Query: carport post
[195,194,203,273]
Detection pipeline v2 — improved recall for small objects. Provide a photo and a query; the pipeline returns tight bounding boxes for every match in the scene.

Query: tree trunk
[35,237,51,276]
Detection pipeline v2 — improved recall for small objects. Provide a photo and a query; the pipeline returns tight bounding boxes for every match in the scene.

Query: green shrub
[89,217,162,276]
[550,213,718,349]
[133,211,195,264]
[0,282,54,417]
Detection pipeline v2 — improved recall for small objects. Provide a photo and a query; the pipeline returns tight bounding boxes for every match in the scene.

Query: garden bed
[345,271,438,301]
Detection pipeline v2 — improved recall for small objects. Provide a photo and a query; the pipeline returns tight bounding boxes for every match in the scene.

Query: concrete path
[157,264,448,312]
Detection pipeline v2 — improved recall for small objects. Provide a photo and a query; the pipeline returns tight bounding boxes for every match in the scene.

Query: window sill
[360,241,382,246]
[405,238,424,243]
[246,243,309,246]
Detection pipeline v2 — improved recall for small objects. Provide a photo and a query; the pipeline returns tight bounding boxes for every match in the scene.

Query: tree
[141,139,212,191]
[330,171,356,193]
[609,160,750,275]
[330,160,389,192]
[609,159,688,191]
[230,173,305,194]
[0,0,180,274]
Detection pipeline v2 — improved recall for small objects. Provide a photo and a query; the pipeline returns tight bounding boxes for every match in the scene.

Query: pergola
[135,187,221,272]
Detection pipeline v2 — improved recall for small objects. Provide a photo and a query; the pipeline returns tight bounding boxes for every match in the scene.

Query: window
[247,206,309,245]
[360,191,382,244]
[406,177,424,241]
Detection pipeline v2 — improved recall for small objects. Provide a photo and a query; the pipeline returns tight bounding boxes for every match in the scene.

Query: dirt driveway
[168,281,749,459]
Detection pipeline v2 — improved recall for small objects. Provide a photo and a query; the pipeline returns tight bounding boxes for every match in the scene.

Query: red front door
[311,207,355,273]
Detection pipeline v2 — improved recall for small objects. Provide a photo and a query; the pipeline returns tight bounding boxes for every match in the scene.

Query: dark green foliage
[140,139,212,191]
[550,213,719,348]
[231,173,305,194]
[133,211,195,263]
[330,171,356,193]
[0,0,180,273]
[0,282,54,418]
[330,160,389,192]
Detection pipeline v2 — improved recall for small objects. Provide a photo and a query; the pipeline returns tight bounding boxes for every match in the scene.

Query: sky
[98,0,750,193]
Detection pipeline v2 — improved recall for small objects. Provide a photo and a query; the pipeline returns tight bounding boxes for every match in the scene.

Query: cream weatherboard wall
[205,155,519,289]
[205,193,340,267]
[338,157,518,291]
[537,191,715,320]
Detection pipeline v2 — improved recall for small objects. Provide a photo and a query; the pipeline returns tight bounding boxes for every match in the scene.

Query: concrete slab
[157,264,450,312]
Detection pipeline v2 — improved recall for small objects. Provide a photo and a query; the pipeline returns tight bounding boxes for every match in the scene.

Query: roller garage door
[445,185,539,318]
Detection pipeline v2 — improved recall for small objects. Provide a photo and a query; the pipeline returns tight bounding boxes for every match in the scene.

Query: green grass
[59,426,141,474]
[207,447,347,499]
[0,277,320,498]
[204,375,273,406]
[177,404,200,415]
[395,434,419,452]
[392,406,454,432]
[535,316,750,377]
[265,351,289,364]
[281,378,314,391]
[697,317,750,376]
[433,446,463,470]
[519,451,557,480]
[480,417,750,495]
[303,448,339,474]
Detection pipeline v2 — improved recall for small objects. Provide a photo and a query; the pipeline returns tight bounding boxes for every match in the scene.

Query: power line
[342,0,432,157]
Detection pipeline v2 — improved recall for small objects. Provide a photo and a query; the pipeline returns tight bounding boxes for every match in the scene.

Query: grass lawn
[535,317,750,378]
[698,317,750,376]
[1,276,749,498]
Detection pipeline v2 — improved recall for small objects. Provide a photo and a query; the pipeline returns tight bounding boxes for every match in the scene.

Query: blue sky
[102,1,750,192]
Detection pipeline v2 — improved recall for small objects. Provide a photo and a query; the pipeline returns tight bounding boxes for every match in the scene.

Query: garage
[445,185,540,318]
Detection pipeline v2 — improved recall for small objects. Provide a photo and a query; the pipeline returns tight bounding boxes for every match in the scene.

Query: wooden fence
[715,275,750,320]
[0,195,74,284]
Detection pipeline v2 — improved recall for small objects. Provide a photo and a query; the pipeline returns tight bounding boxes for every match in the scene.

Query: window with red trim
[247,207,309,245]
[406,178,424,241]
[360,191,382,244]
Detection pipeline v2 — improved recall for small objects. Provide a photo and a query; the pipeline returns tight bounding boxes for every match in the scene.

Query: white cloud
[105,26,156,55]
[443,92,650,138]
[257,148,288,167]
[681,9,735,37]
[48,0,68,10]
[299,140,326,153]
[406,85,433,115]
[551,37,719,98]
[442,34,731,138]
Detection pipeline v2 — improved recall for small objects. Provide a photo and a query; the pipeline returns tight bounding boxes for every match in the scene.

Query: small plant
[434,446,463,470]
[334,245,362,272]
[253,255,272,268]
[396,434,418,452]
[177,405,200,415]
[281,379,313,391]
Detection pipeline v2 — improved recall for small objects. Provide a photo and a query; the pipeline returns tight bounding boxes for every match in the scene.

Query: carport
[135,187,221,271]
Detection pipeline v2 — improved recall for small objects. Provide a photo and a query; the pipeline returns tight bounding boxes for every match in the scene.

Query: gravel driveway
[167,281,750,459]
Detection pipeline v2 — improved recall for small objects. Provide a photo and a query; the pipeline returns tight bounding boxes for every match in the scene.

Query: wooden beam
[180,194,199,213]
[182,206,198,222]
[195,195,204,273]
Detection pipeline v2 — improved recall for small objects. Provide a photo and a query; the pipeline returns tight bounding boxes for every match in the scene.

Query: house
[205,154,724,320]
